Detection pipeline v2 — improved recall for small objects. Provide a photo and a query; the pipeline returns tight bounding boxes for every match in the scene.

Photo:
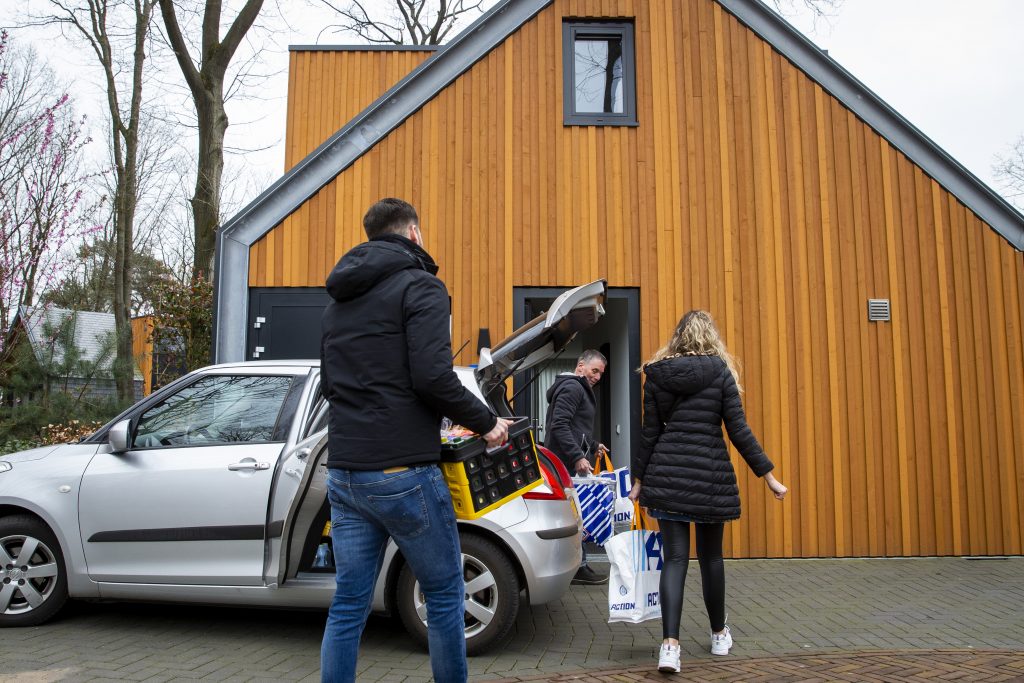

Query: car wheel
[396,533,520,656]
[0,515,68,627]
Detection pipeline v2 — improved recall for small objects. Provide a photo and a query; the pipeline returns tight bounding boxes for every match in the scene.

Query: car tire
[395,532,520,656]
[0,515,68,627]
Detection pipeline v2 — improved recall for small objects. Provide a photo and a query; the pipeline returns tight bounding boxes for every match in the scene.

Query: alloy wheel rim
[412,552,499,638]
[0,534,59,615]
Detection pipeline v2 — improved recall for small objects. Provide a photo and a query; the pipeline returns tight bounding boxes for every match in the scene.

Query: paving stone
[0,558,1021,681]
[490,650,1024,682]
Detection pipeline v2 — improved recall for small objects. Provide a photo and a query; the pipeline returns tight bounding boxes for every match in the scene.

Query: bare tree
[315,0,487,45]
[45,104,184,313]
[994,135,1024,211]
[29,0,160,402]
[157,0,266,283]
[316,1,839,45]
[768,0,843,19]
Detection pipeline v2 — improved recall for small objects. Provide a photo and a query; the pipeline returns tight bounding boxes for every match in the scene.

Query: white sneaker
[658,642,681,673]
[710,625,733,656]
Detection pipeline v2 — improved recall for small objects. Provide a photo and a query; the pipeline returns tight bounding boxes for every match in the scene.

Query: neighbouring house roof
[13,306,142,380]
[213,0,1024,363]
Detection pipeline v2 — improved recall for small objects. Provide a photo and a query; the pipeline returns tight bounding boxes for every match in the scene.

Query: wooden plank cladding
[284,47,435,169]
[130,315,154,396]
[251,0,1024,558]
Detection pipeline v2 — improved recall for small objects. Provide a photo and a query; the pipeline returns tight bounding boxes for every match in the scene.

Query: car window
[134,375,294,448]
[303,386,328,438]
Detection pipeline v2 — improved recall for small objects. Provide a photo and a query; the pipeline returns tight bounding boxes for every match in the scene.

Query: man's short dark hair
[363,198,419,239]
[578,349,607,366]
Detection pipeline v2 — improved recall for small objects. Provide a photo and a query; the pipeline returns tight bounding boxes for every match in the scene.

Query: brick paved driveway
[495,651,1024,682]
[0,558,1021,682]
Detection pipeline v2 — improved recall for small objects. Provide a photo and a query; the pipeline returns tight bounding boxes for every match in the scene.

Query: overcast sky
[5,0,1023,211]
[782,0,1024,207]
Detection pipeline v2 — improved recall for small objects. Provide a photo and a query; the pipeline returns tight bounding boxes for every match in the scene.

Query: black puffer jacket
[543,374,597,470]
[632,355,773,521]
[320,234,496,470]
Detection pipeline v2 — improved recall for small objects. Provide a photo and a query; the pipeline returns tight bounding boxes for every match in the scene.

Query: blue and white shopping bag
[573,476,615,545]
[598,463,634,528]
[606,505,662,624]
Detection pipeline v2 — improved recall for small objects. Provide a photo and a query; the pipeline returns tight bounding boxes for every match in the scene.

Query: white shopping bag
[606,506,662,624]
[595,453,634,530]
[611,496,635,530]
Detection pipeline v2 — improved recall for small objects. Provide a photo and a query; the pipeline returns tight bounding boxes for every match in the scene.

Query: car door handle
[228,460,271,471]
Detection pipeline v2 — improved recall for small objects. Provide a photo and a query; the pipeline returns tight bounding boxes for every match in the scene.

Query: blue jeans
[320,465,467,683]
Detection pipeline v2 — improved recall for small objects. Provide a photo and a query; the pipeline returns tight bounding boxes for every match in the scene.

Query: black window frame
[562,20,638,127]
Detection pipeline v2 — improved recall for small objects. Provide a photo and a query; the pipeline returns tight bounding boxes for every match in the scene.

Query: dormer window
[562,21,638,126]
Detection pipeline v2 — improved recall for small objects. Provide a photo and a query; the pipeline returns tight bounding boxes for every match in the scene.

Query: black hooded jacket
[632,355,774,522]
[543,373,597,470]
[320,234,496,470]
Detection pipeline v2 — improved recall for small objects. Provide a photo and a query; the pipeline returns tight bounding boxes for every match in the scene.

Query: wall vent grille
[867,299,891,322]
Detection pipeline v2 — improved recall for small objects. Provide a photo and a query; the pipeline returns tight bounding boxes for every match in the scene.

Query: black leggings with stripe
[658,520,726,639]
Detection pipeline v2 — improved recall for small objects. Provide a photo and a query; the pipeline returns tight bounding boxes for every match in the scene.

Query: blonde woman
[628,310,787,673]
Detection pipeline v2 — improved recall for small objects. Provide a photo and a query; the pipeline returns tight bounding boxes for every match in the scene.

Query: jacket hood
[545,373,590,401]
[643,355,723,395]
[325,235,439,302]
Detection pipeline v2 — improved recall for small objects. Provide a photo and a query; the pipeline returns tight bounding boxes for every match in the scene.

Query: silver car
[0,280,606,655]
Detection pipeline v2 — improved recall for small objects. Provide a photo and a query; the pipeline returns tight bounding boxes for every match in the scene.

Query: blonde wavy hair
[643,310,743,392]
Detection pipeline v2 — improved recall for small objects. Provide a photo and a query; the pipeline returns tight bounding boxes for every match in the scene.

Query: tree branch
[157,0,204,98]
[201,0,221,60]
[216,0,265,75]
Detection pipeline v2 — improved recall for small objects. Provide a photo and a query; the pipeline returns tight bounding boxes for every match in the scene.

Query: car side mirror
[108,419,131,453]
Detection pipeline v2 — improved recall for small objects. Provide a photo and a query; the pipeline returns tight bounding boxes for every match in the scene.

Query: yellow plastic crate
[440,417,543,520]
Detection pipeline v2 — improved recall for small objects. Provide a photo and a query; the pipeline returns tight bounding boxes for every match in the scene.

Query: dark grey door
[247,288,332,361]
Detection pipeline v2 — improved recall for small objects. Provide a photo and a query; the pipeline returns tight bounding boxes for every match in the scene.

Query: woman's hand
[764,472,788,501]
[627,480,641,502]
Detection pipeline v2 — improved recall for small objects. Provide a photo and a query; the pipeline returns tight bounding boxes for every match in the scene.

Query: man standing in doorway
[319,198,512,683]
[543,348,609,586]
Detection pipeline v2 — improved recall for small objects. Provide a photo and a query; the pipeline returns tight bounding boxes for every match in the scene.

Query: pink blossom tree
[0,32,104,364]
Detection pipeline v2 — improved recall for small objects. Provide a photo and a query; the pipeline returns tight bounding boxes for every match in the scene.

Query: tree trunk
[191,94,227,282]
[113,153,136,403]
[21,264,38,311]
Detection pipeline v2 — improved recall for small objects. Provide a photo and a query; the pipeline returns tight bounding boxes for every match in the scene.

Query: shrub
[0,437,41,456]
[149,275,213,390]
[1,314,126,445]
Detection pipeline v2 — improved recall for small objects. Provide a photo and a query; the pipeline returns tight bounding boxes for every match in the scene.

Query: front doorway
[512,287,640,468]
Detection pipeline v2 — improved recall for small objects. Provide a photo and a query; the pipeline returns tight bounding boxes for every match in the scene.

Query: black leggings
[659,520,726,639]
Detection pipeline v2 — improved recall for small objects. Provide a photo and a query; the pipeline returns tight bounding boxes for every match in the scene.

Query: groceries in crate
[440,418,480,447]
[439,416,544,520]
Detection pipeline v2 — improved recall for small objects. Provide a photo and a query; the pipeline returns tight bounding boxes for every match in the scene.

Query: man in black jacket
[543,349,608,585]
[319,198,511,683]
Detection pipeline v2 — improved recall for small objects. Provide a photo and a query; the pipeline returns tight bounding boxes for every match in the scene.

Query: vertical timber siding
[251,0,1024,558]
[130,315,154,396]
[284,49,434,169]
